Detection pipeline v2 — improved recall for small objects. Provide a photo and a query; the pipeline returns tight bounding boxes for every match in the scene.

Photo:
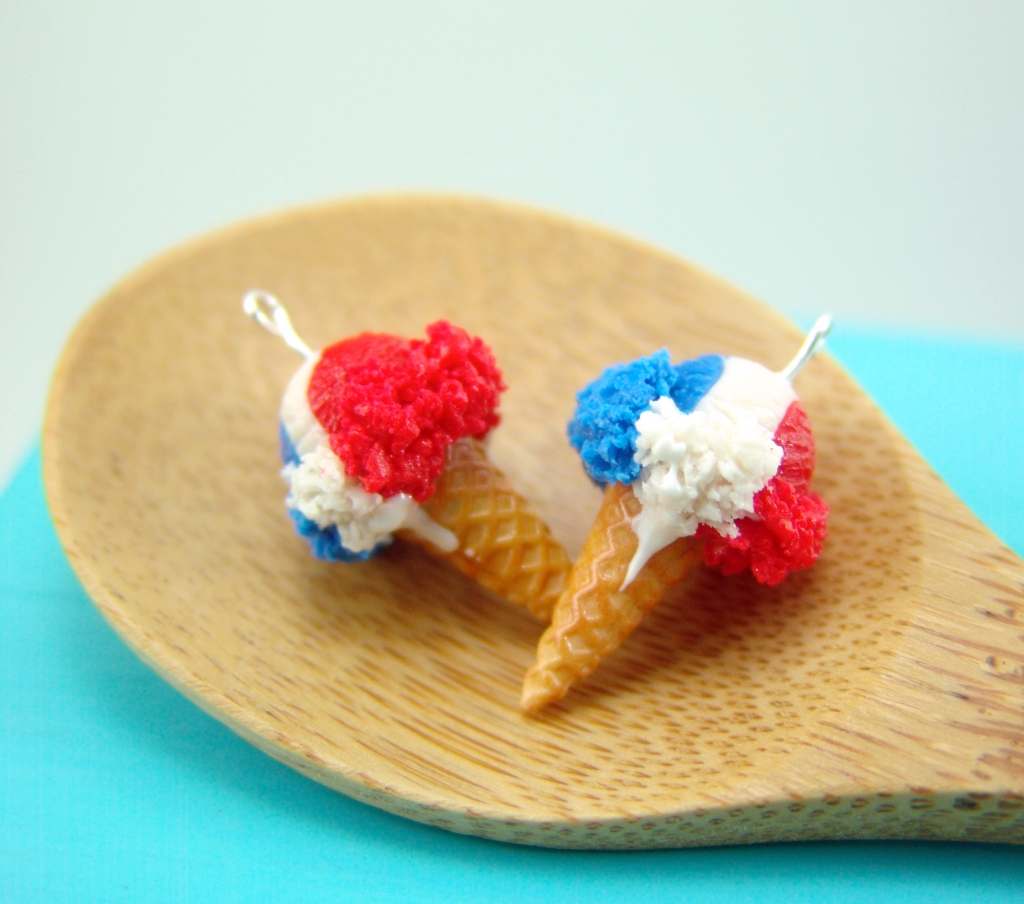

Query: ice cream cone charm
[402,435,569,620]
[522,319,833,710]
[521,482,702,710]
[246,290,570,621]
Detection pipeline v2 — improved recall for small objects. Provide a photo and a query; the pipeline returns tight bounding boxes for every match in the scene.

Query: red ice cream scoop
[308,321,506,502]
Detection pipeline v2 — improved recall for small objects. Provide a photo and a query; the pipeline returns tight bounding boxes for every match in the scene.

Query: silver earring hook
[242,290,313,360]
[781,314,832,381]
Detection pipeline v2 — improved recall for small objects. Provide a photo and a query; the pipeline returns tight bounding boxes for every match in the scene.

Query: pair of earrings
[245,290,830,711]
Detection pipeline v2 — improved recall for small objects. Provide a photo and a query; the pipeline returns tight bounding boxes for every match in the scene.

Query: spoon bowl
[43,195,1024,848]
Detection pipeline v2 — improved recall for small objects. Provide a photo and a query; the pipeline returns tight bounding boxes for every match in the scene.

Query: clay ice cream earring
[521,318,833,709]
[244,290,571,621]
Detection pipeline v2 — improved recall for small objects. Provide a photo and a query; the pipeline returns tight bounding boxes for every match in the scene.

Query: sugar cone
[520,481,702,710]
[399,437,571,622]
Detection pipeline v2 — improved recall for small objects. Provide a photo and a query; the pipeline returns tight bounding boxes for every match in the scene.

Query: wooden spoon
[43,195,1024,849]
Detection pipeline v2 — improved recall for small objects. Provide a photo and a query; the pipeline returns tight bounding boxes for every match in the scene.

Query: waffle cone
[399,437,571,621]
[521,481,702,710]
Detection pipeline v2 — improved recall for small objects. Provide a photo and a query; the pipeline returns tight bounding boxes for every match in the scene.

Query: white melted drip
[622,357,796,589]
[279,354,458,554]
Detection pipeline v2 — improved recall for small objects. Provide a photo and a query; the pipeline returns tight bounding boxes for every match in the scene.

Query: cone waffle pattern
[402,437,571,621]
[521,482,702,710]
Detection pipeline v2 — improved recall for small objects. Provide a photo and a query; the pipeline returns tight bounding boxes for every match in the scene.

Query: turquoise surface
[2,330,1023,902]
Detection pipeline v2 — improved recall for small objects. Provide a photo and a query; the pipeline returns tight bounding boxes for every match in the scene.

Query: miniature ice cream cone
[522,320,833,709]
[248,291,570,620]
[401,436,569,621]
[521,482,702,710]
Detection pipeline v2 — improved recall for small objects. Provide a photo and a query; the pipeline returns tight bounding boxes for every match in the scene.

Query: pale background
[2,2,1022,485]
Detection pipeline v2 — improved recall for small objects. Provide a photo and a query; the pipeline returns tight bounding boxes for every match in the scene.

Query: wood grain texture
[43,195,1024,849]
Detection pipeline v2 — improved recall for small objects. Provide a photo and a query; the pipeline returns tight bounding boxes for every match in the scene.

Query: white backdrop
[2,2,1022,483]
